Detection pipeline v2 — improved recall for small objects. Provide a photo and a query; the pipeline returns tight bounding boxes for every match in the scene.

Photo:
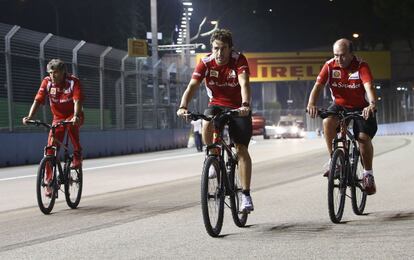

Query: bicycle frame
[206,117,239,197]
[29,120,73,189]
[330,111,362,186]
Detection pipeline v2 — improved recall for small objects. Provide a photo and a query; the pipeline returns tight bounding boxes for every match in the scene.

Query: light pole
[46,0,59,36]
[150,0,159,128]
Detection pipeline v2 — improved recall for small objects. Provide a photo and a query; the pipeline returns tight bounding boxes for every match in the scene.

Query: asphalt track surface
[0,136,413,259]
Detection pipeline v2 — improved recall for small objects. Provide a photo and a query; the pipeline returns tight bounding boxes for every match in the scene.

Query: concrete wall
[0,128,189,167]
[377,121,414,136]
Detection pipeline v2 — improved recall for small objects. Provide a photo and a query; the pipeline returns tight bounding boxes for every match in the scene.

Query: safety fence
[0,22,210,133]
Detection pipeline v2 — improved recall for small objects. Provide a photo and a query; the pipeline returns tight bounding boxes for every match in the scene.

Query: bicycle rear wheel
[328,149,346,223]
[350,148,367,215]
[36,156,56,214]
[64,162,83,209]
[201,155,224,237]
[229,161,248,227]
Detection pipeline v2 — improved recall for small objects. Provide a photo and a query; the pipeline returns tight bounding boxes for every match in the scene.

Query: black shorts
[204,106,252,147]
[327,103,378,139]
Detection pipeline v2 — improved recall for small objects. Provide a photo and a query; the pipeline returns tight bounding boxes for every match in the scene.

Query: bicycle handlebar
[313,109,364,120]
[25,120,72,129]
[184,109,240,122]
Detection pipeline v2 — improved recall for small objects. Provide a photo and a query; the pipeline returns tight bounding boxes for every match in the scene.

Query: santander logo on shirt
[331,82,362,89]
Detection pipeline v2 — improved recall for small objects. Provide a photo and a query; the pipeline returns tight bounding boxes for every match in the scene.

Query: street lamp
[352,33,359,39]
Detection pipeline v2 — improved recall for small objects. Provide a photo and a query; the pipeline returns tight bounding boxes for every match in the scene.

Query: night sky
[1,0,412,52]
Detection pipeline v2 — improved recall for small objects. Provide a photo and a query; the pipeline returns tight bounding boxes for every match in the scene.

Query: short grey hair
[47,59,66,73]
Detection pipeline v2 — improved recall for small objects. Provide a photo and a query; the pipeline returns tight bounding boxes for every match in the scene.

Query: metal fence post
[39,33,53,123]
[136,58,143,129]
[153,59,161,128]
[120,54,128,130]
[4,25,20,132]
[99,47,112,130]
[72,40,86,76]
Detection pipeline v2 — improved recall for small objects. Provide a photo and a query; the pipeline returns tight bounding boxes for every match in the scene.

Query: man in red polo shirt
[307,38,377,195]
[177,29,254,213]
[23,59,84,187]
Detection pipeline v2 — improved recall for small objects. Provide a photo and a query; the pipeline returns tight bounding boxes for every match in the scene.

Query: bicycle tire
[328,149,346,223]
[36,156,56,215]
[201,155,224,237]
[229,161,248,227]
[64,163,83,209]
[350,148,367,215]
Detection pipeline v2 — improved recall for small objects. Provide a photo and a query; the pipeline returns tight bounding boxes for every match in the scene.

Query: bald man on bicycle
[307,38,378,195]
[177,29,254,213]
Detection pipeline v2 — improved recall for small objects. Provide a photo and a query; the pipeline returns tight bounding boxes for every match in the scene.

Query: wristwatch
[241,102,250,107]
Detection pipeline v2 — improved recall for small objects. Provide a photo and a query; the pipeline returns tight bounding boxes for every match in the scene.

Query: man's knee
[358,133,372,145]
[235,144,250,157]
[323,117,338,129]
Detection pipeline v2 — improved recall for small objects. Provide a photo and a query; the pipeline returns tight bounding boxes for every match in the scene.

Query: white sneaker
[208,167,217,179]
[322,159,331,177]
[240,194,254,213]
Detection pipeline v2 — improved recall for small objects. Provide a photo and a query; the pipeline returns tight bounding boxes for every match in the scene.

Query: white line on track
[0,153,201,182]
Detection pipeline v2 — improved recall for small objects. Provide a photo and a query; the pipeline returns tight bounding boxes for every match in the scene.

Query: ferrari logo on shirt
[228,70,237,79]
[348,71,360,79]
[210,70,219,78]
[332,70,341,79]
[50,87,56,95]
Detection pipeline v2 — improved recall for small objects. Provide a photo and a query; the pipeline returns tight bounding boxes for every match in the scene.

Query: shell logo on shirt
[210,70,219,78]
[332,70,341,79]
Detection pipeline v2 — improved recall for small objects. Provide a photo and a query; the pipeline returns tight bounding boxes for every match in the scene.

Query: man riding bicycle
[307,38,378,195]
[22,59,84,194]
[177,29,254,212]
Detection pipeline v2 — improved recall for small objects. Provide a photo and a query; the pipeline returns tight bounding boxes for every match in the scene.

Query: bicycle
[186,110,248,237]
[26,120,83,215]
[317,109,367,223]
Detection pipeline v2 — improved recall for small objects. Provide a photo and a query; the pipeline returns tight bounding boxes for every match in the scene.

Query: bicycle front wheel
[229,162,248,227]
[328,149,346,223]
[201,155,224,237]
[64,163,83,209]
[351,150,367,215]
[36,156,56,215]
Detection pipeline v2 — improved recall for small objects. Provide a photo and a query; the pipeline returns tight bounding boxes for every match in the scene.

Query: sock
[242,190,250,196]
[363,169,373,176]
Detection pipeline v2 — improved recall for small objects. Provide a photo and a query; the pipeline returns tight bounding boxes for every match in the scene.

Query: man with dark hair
[307,38,378,195]
[23,59,84,195]
[177,29,254,212]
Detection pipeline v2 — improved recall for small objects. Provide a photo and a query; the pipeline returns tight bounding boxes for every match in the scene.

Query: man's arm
[177,78,201,116]
[70,99,83,125]
[362,81,377,120]
[238,71,251,116]
[306,82,325,118]
[22,100,42,125]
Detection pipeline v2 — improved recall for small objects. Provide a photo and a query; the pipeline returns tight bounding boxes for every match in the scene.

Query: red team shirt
[192,51,250,109]
[316,56,373,109]
[35,74,84,121]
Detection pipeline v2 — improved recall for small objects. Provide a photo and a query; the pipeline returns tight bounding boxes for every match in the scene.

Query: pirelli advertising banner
[196,51,391,82]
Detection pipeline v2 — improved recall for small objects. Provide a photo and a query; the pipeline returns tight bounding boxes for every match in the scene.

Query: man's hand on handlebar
[22,116,32,125]
[238,106,250,117]
[176,106,188,117]
[70,115,80,125]
[362,104,376,120]
[307,105,318,118]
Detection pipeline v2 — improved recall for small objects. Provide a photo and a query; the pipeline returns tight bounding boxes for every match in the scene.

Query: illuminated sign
[196,51,391,82]
[128,39,148,57]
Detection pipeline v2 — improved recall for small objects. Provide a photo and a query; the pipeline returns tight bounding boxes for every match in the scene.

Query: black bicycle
[26,120,83,214]
[317,109,367,223]
[186,110,248,237]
